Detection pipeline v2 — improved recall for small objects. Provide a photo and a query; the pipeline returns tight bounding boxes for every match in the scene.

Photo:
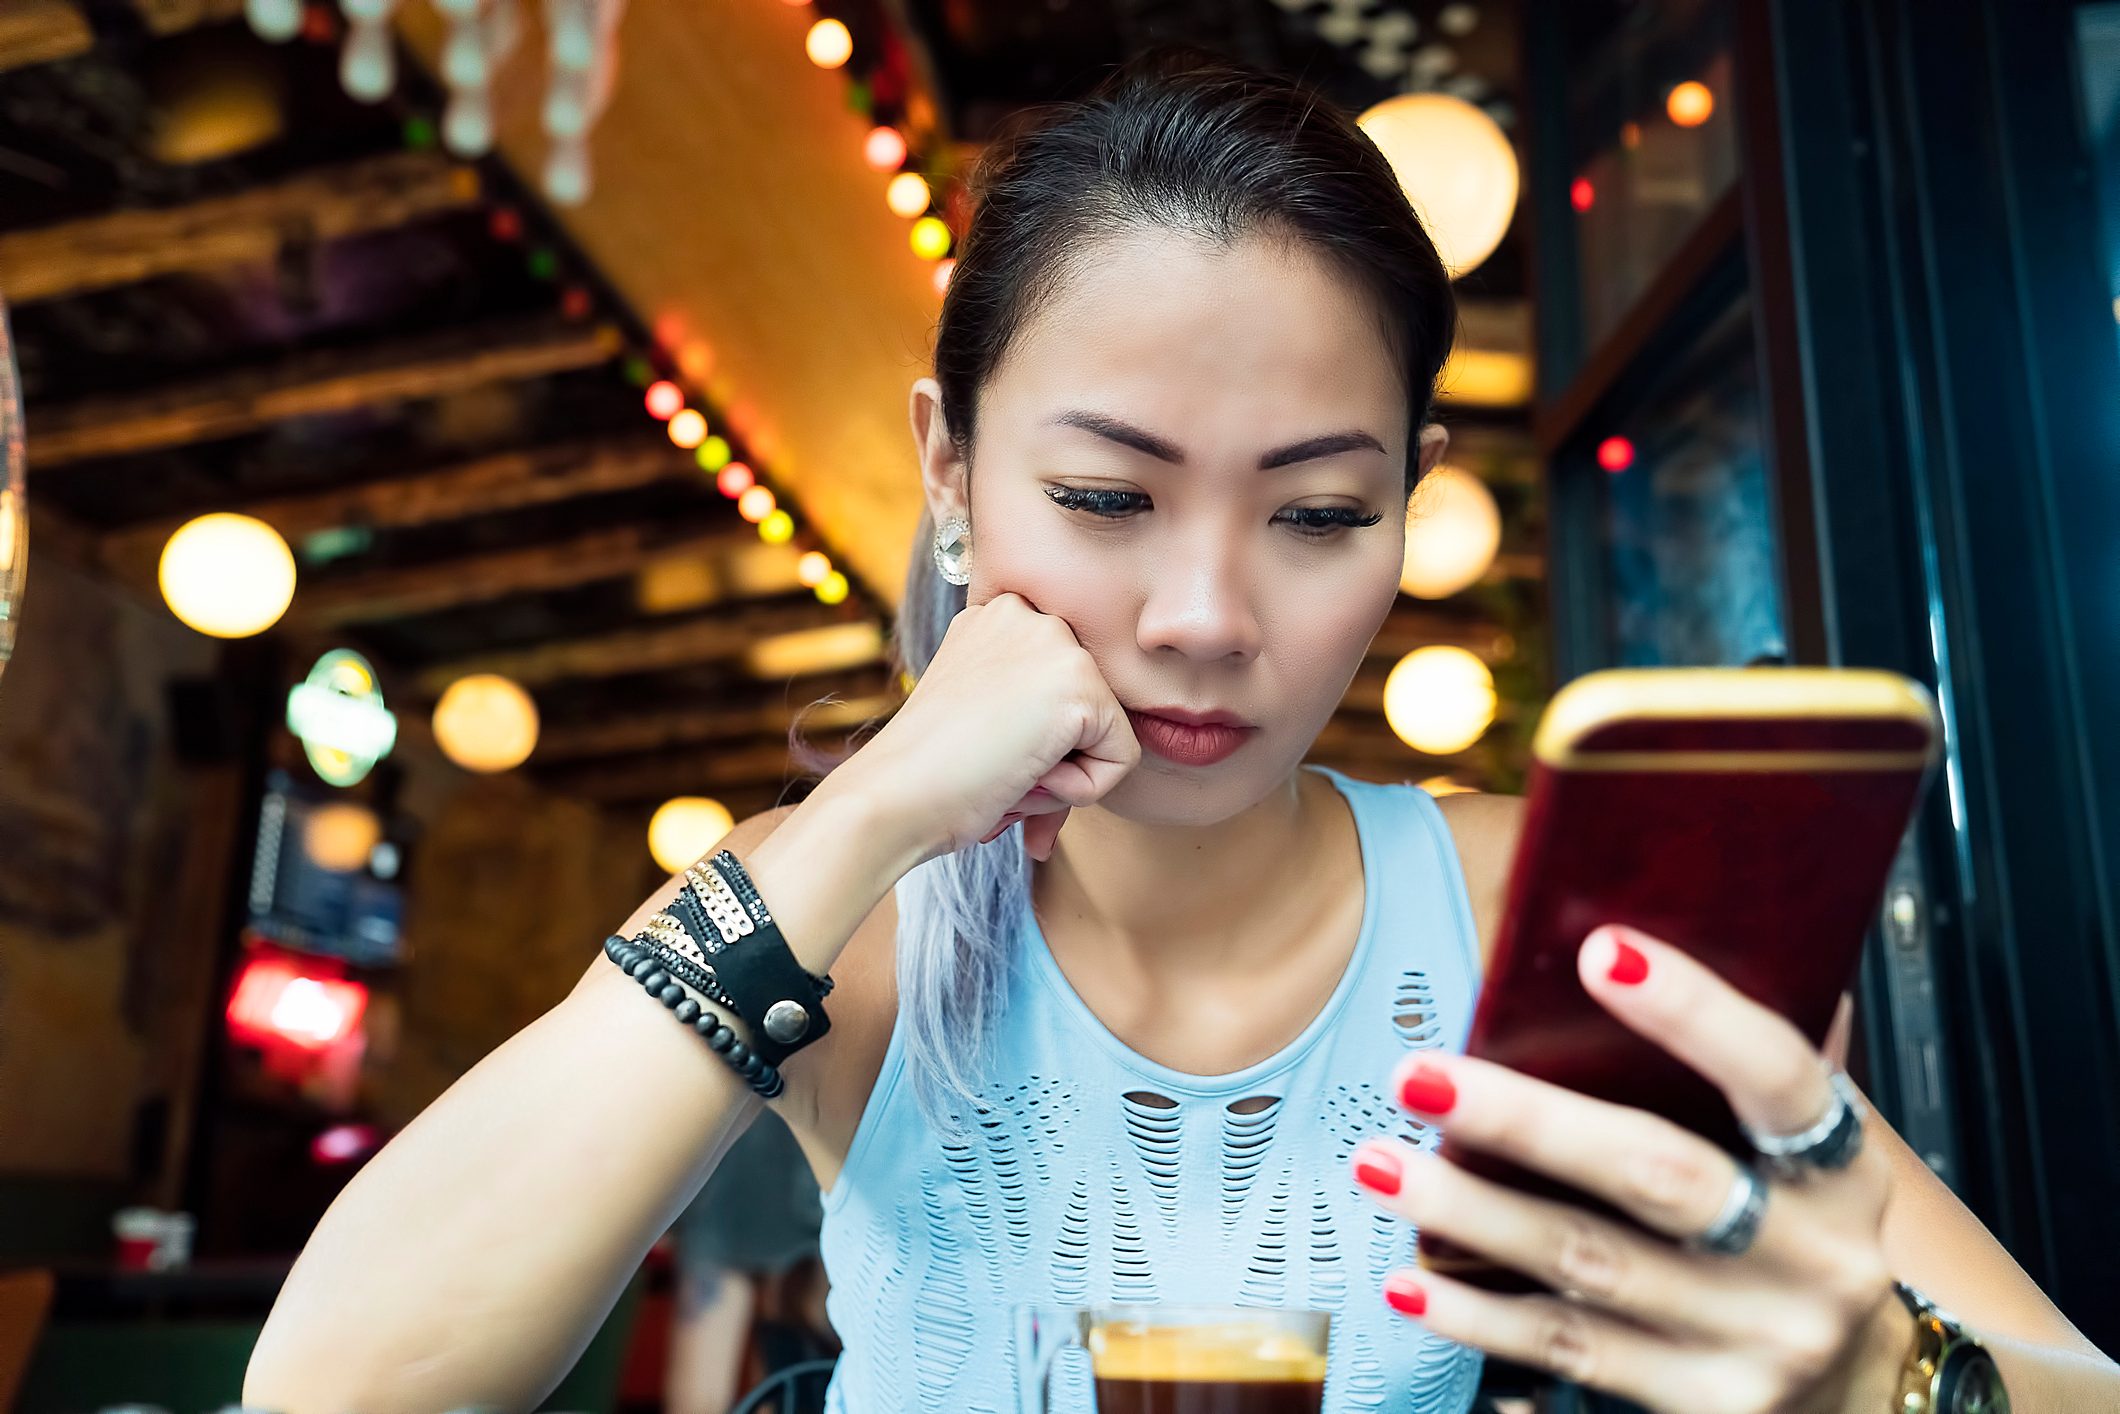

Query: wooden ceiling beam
[0,0,92,73]
[101,436,680,577]
[412,598,867,694]
[0,151,481,304]
[1366,608,1514,662]
[26,318,620,468]
[291,522,752,628]
[2,0,247,74]
[532,670,897,763]
[537,736,854,805]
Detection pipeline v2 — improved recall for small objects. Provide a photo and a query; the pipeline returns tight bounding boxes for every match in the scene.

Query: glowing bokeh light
[667,408,708,449]
[158,514,296,638]
[805,18,852,69]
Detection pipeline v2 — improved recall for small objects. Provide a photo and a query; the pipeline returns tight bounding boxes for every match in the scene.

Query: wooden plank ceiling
[2,0,1541,822]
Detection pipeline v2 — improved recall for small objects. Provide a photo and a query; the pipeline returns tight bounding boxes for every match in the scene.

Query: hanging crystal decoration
[338,0,401,102]
[247,0,621,201]
[0,299,27,683]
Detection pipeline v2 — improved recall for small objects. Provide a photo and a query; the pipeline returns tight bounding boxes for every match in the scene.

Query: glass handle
[1013,1305,1084,1414]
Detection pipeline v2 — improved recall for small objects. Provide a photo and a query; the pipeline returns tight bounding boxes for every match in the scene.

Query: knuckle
[1824,1246,1891,1309]
[1716,1368,1786,1414]
[1621,1141,1717,1219]
[1761,1051,1829,1119]
[1772,1310,1846,1386]
[1531,1302,1600,1385]
[1552,1216,1628,1302]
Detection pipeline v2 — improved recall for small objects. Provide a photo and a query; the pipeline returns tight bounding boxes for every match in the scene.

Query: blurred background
[0,0,2113,1409]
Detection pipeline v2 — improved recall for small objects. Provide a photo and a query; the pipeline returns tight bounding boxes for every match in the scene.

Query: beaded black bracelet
[633,937,742,1014]
[603,933,784,1098]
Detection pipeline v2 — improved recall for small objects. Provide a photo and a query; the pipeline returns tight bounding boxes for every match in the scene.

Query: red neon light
[227,956,368,1051]
[1596,436,1636,473]
[1570,177,1595,212]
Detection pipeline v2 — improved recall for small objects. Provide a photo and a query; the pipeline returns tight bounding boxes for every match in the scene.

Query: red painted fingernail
[1383,1274,1428,1316]
[1351,1143,1402,1197]
[1397,1062,1457,1116]
[1608,936,1649,985]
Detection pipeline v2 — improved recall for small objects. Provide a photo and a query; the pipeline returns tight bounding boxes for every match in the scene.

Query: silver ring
[1743,1069,1868,1175]
[1687,1160,1768,1256]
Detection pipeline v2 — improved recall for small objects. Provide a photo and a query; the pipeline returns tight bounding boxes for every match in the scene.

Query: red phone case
[1416,669,1940,1290]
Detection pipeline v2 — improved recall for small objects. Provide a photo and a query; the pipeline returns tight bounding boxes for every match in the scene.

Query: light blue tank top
[817,764,1487,1413]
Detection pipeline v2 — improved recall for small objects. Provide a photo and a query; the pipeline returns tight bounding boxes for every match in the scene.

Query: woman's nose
[1134,536,1262,663]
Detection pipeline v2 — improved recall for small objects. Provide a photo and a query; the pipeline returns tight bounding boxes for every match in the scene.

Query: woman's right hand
[846,591,1139,864]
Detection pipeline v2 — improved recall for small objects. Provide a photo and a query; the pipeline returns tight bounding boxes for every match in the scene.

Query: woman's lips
[1125,709,1256,766]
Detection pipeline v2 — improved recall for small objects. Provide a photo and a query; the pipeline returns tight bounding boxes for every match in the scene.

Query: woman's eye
[1045,485,1149,518]
[1045,486,1382,538]
[1276,506,1385,539]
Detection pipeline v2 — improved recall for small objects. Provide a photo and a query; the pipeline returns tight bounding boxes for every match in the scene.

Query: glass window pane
[1602,296,1787,667]
[1563,0,1740,351]
[2076,5,2120,362]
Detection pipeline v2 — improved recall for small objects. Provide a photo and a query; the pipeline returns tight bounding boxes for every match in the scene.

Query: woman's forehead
[983,228,1409,452]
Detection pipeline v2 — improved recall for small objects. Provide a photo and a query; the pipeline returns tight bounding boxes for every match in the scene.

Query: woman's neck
[1035,766,1352,981]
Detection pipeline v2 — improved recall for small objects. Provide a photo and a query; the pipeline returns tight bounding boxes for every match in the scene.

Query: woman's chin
[1094,744,1297,826]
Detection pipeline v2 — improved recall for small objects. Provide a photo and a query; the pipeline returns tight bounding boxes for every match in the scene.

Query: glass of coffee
[1014,1303,1331,1414]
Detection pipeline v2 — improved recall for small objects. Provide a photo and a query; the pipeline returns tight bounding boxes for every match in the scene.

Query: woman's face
[915,226,1436,825]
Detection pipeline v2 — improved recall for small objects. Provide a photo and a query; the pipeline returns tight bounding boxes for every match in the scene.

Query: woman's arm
[243,774,920,1414]
[1865,1112,2116,1403]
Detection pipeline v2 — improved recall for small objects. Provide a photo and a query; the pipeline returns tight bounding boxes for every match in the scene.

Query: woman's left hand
[1350,925,1912,1414]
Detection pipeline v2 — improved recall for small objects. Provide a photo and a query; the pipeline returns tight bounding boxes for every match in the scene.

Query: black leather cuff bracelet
[694,849,833,1068]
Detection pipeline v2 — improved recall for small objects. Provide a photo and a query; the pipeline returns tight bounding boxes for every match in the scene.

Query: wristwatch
[1893,1281,2010,1413]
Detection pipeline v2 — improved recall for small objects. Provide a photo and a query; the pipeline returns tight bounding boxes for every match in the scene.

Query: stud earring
[931,515,971,587]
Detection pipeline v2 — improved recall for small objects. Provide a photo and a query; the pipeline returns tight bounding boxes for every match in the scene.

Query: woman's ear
[909,377,968,526]
[1414,422,1451,481]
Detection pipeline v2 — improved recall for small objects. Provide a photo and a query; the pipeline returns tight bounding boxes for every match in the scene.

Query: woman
[246,50,2119,1414]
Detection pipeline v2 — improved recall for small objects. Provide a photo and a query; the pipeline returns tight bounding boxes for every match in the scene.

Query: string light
[717,462,755,498]
[805,18,852,69]
[644,380,683,419]
[159,514,296,638]
[759,510,794,544]
[1383,646,1496,755]
[886,171,931,218]
[648,797,733,873]
[797,551,832,586]
[910,216,951,260]
[932,257,956,295]
[667,408,708,449]
[432,673,539,772]
[815,571,849,605]
[1597,436,1636,473]
[1357,93,1519,279]
[695,436,731,473]
[737,485,776,522]
[1400,465,1501,599]
[864,125,907,171]
[1667,81,1714,128]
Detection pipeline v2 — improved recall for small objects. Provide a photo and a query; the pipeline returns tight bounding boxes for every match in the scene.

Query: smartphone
[1417,667,1941,1290]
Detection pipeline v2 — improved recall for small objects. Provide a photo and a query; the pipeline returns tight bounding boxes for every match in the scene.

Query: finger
[1023,808,1068,861]
[1579,925,1840,1139]
[1375,1264,1731,1410]
[979,814,1023,845]
[1350,1139,1758,1341]
[1823,990,1855,1070]
[1386,1051,1751,1243]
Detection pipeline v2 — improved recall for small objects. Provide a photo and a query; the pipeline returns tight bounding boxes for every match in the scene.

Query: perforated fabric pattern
[818,766,1486,1412]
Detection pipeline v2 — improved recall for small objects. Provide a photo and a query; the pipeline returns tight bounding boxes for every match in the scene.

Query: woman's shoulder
[1431,790,1525,972]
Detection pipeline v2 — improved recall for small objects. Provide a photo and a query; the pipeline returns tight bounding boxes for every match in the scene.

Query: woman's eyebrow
[1050,410,1386,469]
